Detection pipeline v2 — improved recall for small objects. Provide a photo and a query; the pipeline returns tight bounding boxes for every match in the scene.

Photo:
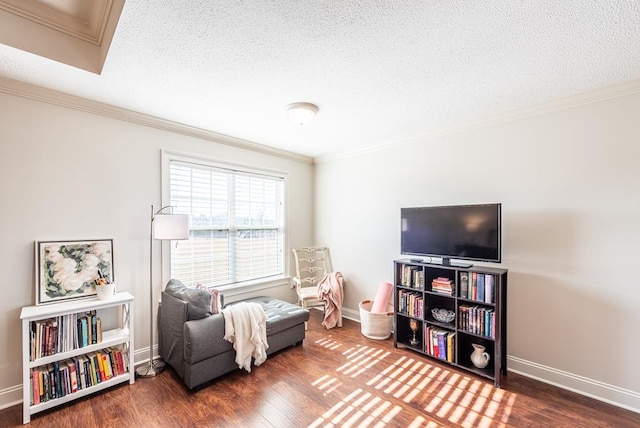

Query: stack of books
[431,277,453,295]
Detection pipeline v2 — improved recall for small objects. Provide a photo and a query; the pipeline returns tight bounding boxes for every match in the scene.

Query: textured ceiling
[1,1,639,159]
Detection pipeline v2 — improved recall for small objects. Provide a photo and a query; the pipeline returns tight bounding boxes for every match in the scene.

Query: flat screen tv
[401,203,501,266]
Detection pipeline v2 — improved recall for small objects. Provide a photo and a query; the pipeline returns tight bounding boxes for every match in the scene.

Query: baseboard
[342,307,359,322]
[132,344,159,367]
[0,384,22,411]
[508,356,640,414]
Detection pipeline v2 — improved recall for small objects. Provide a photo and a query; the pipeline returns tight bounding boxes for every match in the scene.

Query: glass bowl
[431,308,455,323]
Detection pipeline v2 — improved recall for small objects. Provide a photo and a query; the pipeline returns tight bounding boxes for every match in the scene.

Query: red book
[472,273,478,300]
[32,368,40,405]
[69,361,78,392]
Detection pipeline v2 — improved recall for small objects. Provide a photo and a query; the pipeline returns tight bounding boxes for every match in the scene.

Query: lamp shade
[153,213,189,240]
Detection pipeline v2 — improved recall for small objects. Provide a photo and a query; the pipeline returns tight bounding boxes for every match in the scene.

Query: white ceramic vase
[470,343,490,369]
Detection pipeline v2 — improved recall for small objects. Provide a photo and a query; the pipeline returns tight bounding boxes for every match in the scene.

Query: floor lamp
[136,205,189,378]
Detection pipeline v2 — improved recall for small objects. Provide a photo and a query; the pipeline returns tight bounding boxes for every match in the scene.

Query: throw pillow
[196,284,222,314]
[165,278,212,320]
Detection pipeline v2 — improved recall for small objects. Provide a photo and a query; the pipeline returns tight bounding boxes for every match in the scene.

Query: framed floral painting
[35,239,115,305]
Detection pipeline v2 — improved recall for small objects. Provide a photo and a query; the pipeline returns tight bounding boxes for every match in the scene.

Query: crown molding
[0,0,113,45]
[314,79,640,164]
[0,0,124,73]
[0,76,313,165]
[3,74,639,167]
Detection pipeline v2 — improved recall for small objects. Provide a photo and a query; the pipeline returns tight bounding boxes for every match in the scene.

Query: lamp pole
[136,205,188,378]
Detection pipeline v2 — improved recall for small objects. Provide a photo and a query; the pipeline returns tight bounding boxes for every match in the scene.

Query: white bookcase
[20,292,135,424]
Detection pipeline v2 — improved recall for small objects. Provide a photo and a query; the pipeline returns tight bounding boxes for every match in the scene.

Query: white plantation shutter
[169,160,285,288]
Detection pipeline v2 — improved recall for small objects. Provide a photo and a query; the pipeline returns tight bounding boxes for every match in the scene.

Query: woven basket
[359,300,394,340]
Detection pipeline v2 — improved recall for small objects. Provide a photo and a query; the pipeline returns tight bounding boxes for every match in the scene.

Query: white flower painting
[36,239,114,305]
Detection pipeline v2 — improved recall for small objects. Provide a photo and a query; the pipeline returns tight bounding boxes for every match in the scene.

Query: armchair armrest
[291,276,301,290]
[183,313,233,364]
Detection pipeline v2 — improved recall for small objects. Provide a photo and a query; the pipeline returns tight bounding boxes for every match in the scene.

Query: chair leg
[302,300,308,330]
[337,308,342,328]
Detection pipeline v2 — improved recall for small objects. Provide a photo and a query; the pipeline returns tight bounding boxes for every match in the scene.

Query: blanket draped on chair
[222,302,269,372]
[317,271,344,329]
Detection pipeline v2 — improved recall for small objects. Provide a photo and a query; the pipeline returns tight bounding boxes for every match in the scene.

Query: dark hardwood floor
[2,309,639,427]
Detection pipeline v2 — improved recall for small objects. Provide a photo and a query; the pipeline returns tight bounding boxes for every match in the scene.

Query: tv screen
[401,203,501,265]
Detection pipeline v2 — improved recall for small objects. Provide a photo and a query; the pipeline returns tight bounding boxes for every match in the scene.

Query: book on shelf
[38,369,44,402]
[79,317,89,348]
[31,369,40,405]
[52,361,61,399]
[89,311,97,345]
[77,355,87,390]
[101,352,113,380]
[471,273,477,300]
[46,363,56,400]
[477,274,485,302]
[424,326,430,355]
[484,275,494,303]
[459,272,469,298]
[60,361,70,397]
[70,357,80,392]
[117,347,128,373]
[484,309,494,337]
[71,313,79,349]
[90,354,99,384]
[413,269,425,290]
[96,318,102,343]
[436,331,447,361]
[446,332,455,363]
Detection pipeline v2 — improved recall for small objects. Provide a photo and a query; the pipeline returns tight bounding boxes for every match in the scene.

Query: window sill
[214,275,292,299]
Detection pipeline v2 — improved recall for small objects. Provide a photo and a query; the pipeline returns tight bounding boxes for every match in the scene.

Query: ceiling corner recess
[0,0,125,73]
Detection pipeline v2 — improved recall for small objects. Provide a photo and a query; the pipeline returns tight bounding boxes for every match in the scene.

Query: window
[167,156,285,288]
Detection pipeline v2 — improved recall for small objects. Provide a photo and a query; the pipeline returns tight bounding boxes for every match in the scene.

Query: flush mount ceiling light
[286,102,319,125]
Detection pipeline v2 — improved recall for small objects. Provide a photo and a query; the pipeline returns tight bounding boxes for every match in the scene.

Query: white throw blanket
[222,302,269,372]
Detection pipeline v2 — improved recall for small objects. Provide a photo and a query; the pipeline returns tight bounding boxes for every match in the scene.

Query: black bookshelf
[393,259,508,387]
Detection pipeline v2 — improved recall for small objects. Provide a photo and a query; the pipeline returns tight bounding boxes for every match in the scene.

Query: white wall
[0,87,314,406]
[314,91,640,412]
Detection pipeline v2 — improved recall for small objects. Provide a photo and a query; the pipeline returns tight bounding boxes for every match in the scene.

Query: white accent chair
[292,246,341,329]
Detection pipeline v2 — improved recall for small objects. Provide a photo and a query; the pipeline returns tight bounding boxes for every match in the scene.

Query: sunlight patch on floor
[316,337,342,350]
[307,387,439,428]
[337,345,391,377]
[369,356,515,428]
[408,416,442,428]
[311,374,343,394]
[308,340,515,427]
